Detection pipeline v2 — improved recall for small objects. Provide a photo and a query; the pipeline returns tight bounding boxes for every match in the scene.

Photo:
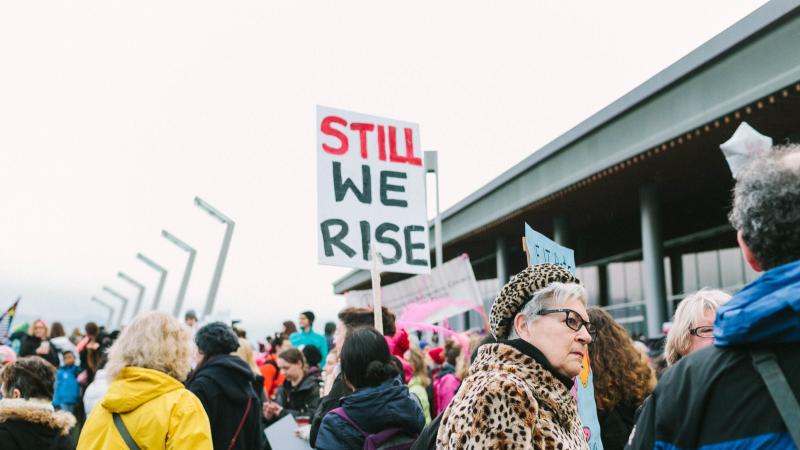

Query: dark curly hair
[338,306,396,337]
[729,145,800,270]
[588,308,655,412]
[195,322,240,356]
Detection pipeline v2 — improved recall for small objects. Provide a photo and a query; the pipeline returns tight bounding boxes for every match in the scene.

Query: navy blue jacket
[315,377,425,450]
[628,259,800,449]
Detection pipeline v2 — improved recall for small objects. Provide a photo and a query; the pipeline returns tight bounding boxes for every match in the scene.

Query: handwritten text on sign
[524,223,576,273]
[317,106,430,274]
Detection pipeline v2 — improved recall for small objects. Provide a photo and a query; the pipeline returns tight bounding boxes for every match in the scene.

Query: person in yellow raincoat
[77,311,212,449]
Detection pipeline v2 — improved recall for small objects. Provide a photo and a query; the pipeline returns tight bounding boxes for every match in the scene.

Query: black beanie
[301,311,315,325]
[195,322,240,356]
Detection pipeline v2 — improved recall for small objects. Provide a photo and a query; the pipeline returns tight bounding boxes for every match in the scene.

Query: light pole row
[90,197,234,328]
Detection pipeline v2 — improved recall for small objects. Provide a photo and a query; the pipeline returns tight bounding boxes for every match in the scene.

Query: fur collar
[0,398,76,435]
[471,343,578,427]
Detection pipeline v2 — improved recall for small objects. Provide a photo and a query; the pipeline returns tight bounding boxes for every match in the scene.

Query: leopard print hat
[489,263,580,338]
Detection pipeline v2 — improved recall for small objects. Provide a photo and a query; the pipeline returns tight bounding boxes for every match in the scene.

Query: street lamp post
[194,196,235,319]
[424,151,443,267]
[90,296,115,329]
[162,230,196,318]
[137,253,167,311]
[117,272,146,318]
[102,286,129,329]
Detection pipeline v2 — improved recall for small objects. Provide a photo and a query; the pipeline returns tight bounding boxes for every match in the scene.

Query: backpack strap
[750,349,800,447]
[228,396,253,450]
[330,407,368,437]
[112,413,142,450]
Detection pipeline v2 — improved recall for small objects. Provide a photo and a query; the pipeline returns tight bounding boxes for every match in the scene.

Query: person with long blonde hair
[588,307,656,450]
[77,311,212,449]
[406,347,432,424]
[664,289,731,366]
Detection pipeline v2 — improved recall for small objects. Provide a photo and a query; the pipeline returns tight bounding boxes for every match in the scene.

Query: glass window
[608,262,627,304]
[577,266,599,306]
[697,250,721,288]
[624,261,643,301]
[719,248,745,289]
[682,254,698,293]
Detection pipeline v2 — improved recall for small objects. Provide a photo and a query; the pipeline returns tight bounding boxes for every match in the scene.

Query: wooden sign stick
[370,243,384,335]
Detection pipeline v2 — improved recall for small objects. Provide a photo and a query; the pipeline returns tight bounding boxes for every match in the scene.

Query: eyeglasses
[537,309,597,339]
[689,326,714,338]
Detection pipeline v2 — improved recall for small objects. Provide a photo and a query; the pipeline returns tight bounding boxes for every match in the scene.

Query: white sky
[0,1,767,341]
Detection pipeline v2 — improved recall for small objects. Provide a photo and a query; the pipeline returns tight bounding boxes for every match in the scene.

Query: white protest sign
[264,414,311,450]
[317,106,430,274]
[524,223,576,273]
[344,254,482,323]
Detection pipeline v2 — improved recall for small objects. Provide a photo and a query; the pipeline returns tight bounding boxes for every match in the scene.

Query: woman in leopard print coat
[436,264,593,449]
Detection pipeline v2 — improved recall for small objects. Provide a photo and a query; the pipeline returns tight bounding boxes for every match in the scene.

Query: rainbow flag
[0,298,20,345]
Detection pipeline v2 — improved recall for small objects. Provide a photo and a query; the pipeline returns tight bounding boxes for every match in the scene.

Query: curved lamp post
[194,197,235,319]
[90,296,115,329]
[137,253,167,311]
[102,286,129,329]
[118,272,146,318]
[162,230,196,318]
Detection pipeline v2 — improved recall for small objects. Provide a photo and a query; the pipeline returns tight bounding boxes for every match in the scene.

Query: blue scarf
[714,258,800,347]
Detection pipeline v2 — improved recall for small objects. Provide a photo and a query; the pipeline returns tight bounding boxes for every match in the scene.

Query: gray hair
[665,289,731,366]
[508,282,587,340]
[729,144,800,270]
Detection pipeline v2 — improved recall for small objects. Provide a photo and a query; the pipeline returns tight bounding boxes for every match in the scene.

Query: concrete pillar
[640,184,668,337]
[496,235,509,285]
[668,252,683,318]
[553,215,569,247]
[598,264,610,307]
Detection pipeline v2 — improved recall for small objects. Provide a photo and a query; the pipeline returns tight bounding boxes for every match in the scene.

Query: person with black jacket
[18,320,59,368]
[187,322,265,450]
[265,348,321,423]
[0,356,76,450]
[628,144,800,448]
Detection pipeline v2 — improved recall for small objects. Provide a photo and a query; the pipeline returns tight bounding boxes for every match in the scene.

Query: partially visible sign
[264,414,311,450]
[573,354,603,450]
[524,223,576,273]
[344,254,482,324]
[317,106,430,274]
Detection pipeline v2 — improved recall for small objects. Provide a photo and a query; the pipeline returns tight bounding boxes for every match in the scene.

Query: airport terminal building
[333,2,800,337]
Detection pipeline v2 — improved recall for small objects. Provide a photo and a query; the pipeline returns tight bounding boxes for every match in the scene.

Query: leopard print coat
[436,343,587,450]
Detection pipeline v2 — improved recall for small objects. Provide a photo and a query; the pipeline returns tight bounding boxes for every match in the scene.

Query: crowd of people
[0,144,797,449]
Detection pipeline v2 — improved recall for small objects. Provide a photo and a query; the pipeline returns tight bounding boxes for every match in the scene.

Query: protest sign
[573,353,603,449]
[317,106,430,274]
[344,254,483,324]
[264,414,311,450]
[524,223,576,273]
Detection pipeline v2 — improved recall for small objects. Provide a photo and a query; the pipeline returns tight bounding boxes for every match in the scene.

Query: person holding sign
[436,264,593,449]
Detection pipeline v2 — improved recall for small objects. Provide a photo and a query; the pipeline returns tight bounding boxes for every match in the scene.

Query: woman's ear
[11,388,21,399]
[512,313,531,340]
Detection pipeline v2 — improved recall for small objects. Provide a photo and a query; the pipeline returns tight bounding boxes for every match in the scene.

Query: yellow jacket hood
[101,367,185,413]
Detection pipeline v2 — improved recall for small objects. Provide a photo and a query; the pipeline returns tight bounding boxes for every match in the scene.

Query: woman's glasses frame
[689,325,714,338]
[536,308,597,339]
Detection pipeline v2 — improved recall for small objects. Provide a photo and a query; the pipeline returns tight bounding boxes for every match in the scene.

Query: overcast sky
[0,1,767,340]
